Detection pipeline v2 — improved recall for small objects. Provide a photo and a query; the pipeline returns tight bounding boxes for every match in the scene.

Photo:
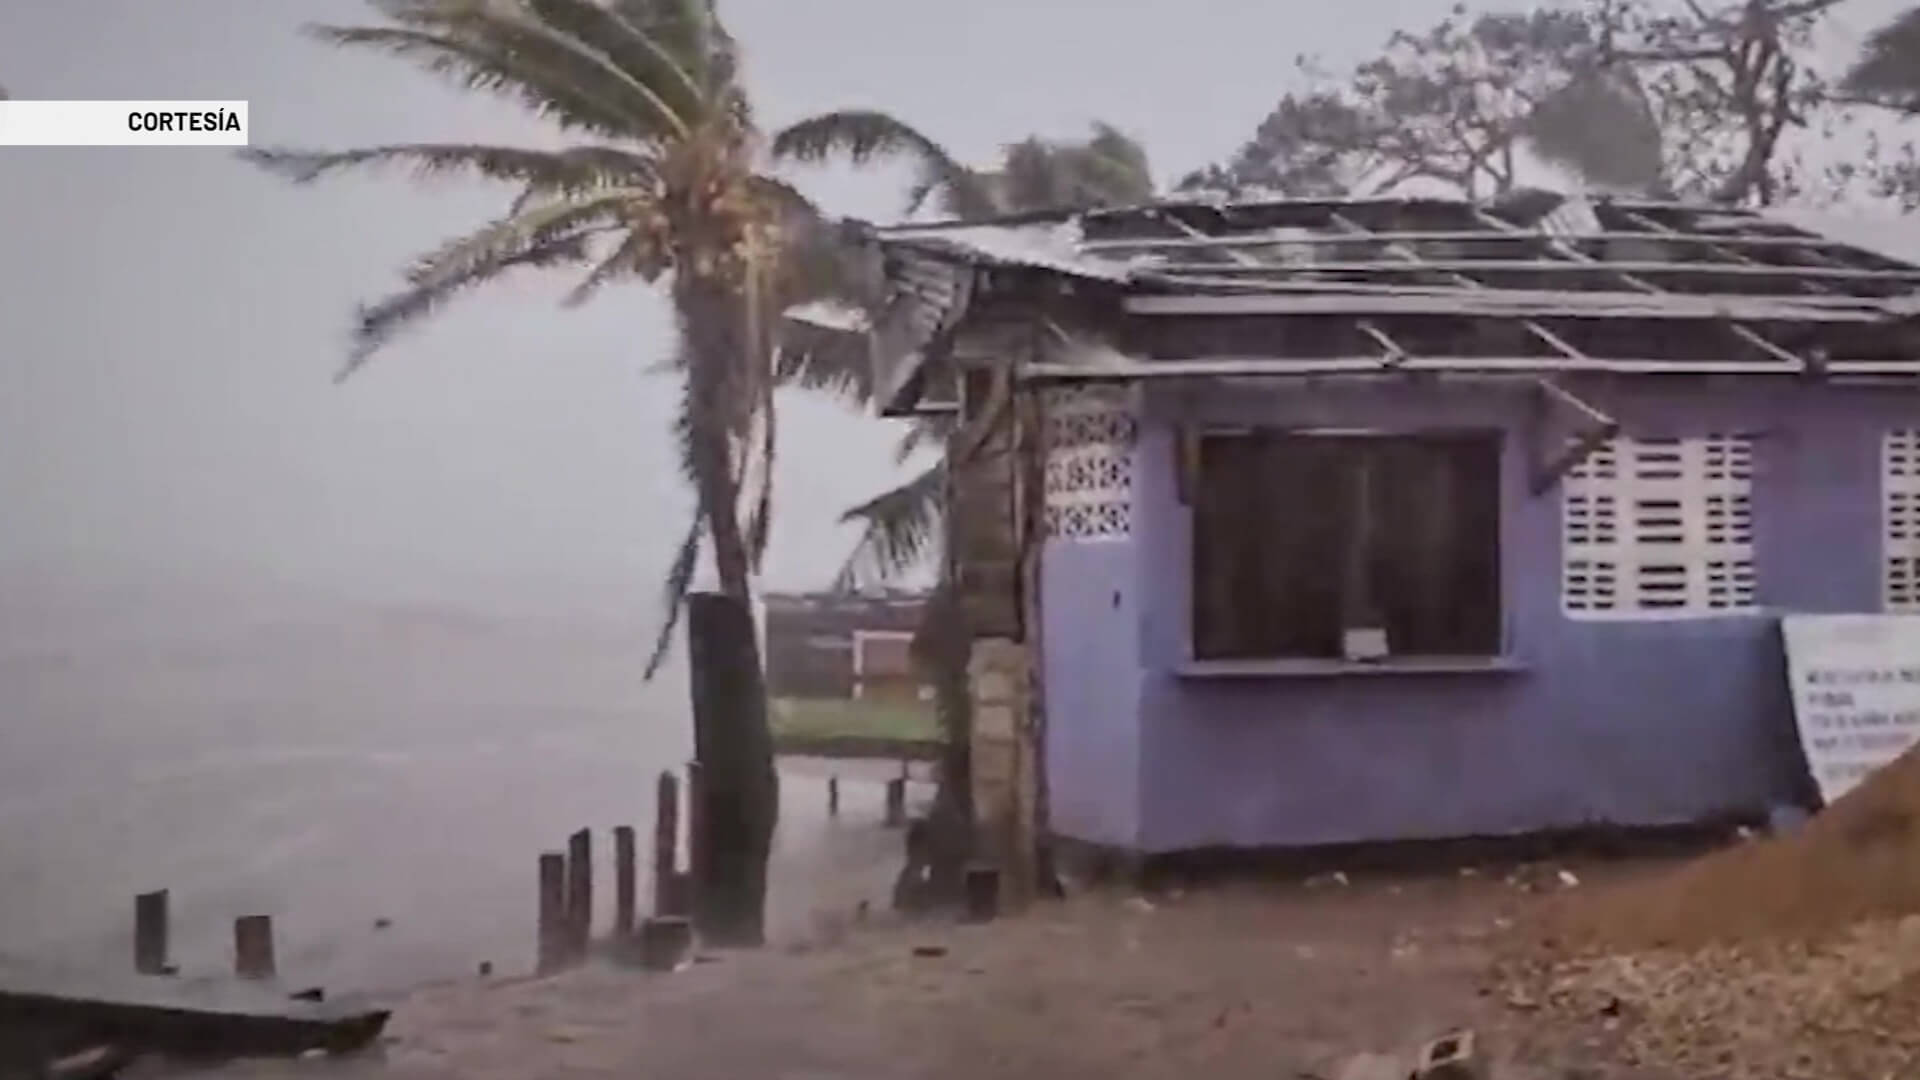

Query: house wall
[1037,375,1914,852]
[1038,385,1145,848]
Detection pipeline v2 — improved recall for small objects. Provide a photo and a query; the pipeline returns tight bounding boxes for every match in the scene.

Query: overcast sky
[0,0,1906,613]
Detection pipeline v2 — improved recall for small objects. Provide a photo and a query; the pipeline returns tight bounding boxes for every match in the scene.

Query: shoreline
[772,735,942,761]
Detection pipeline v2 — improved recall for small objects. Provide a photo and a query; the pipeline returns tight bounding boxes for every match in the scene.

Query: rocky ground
[172,857,1697,1080]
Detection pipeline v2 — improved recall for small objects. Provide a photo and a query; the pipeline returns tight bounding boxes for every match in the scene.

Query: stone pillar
[969,636,1035,909]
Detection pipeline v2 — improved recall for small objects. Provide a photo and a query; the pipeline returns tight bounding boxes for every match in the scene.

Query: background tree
[1182,8,1640,198]
[1186,0,1874,207]
[1841,5,1920,207]
[242,0,875,944]
[1590,0,1848,206]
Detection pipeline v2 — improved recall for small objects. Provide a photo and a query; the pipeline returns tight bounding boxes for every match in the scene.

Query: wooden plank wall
[943,308,1045,908]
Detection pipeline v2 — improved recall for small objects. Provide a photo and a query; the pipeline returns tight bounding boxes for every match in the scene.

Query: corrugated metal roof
[863,193,1920,413]
[874,195,1920,300]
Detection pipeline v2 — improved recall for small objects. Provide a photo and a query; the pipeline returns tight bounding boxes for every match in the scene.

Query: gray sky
[0,0,1903,613]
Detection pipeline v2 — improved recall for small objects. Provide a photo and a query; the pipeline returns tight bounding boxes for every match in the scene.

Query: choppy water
[0,577,909,994]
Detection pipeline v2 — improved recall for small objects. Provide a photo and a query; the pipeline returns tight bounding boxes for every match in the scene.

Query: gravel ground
[168,859,1696,1080]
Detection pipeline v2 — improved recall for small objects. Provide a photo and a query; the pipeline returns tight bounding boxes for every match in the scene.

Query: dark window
[1191,430,1503,660]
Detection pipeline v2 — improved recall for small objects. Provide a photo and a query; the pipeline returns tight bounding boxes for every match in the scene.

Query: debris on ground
[1501,742,1920,1077]
[1509,915,1920,1078]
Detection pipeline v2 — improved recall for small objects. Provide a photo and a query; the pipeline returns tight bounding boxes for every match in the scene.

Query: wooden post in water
[613,825,637,940]
[827,775,839,817]
[233,916,276,979]
[885,777,907,827]
[685,592,777,947]
[653,770,680,917]
[134,890,169,975]
[684,760,705,919]
[636,916,693,972]
[536,851,567,974]
[565,828,593,961]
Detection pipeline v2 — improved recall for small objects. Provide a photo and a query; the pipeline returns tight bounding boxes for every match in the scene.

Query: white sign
[1780,614,1920,803]
[0,101,248,146]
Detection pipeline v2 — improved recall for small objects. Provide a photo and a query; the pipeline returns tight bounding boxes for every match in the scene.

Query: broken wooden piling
[653,769,680,917]
[636,917,693,972]
[684,760,705,918]
[233,916,275,980]
[963,866,1000,924]
[885,777,907,827]
[614,824,637,940]
[565,828,592,961]
[536,851,567,974]
[133,890,169,976]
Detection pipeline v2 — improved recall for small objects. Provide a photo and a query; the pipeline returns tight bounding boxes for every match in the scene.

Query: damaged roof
[864,191,1920,415]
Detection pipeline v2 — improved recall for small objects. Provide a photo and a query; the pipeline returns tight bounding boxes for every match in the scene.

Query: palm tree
[241,0,874,945]
[771,116,1152,896]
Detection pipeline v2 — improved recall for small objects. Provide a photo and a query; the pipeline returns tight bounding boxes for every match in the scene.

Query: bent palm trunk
[676,270,778,946]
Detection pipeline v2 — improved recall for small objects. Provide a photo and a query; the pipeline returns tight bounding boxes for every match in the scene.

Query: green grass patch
[771,696,940,743]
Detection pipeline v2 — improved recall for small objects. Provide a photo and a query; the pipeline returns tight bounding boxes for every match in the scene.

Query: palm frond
[365,0,698,141]
[831,461,945,591]
[744,174,820,223]
[643,512,704,679]
[774,315,871,402]
[893,414,954,465]
[342,228,603,381]
[239,142,659,191]
[563,227,671,307]
[613,0,736,98]
[343,190,646,374]
[306,20,676,143]
[523,0,709,123]
[401,186,648,294]
[770,110,999,218]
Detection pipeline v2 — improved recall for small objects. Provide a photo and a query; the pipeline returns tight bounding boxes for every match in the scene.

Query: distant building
[761,590,930,701]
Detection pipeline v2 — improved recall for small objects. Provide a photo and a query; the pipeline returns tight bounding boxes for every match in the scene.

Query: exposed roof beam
[1473,207,1805,372]
[1618,208,1837,303]
[1121,290,1891,322]
[1156,208,1408,366]
[1326,211,1585,363]
[1018,356,1899,380]
[1081,230,1866,255]
[1140,258,1920,282]
[1356,320,1408,364]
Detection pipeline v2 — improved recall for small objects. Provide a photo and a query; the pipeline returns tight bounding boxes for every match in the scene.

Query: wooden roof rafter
[1320,209,1590,366]
[1146,206,1416,366]
[1468,206,1807,373]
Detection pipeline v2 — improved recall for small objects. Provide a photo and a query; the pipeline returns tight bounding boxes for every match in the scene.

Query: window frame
[1186,426,1508,664]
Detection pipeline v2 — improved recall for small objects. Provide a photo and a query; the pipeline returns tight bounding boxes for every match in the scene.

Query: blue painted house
[856,192,1920,873]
